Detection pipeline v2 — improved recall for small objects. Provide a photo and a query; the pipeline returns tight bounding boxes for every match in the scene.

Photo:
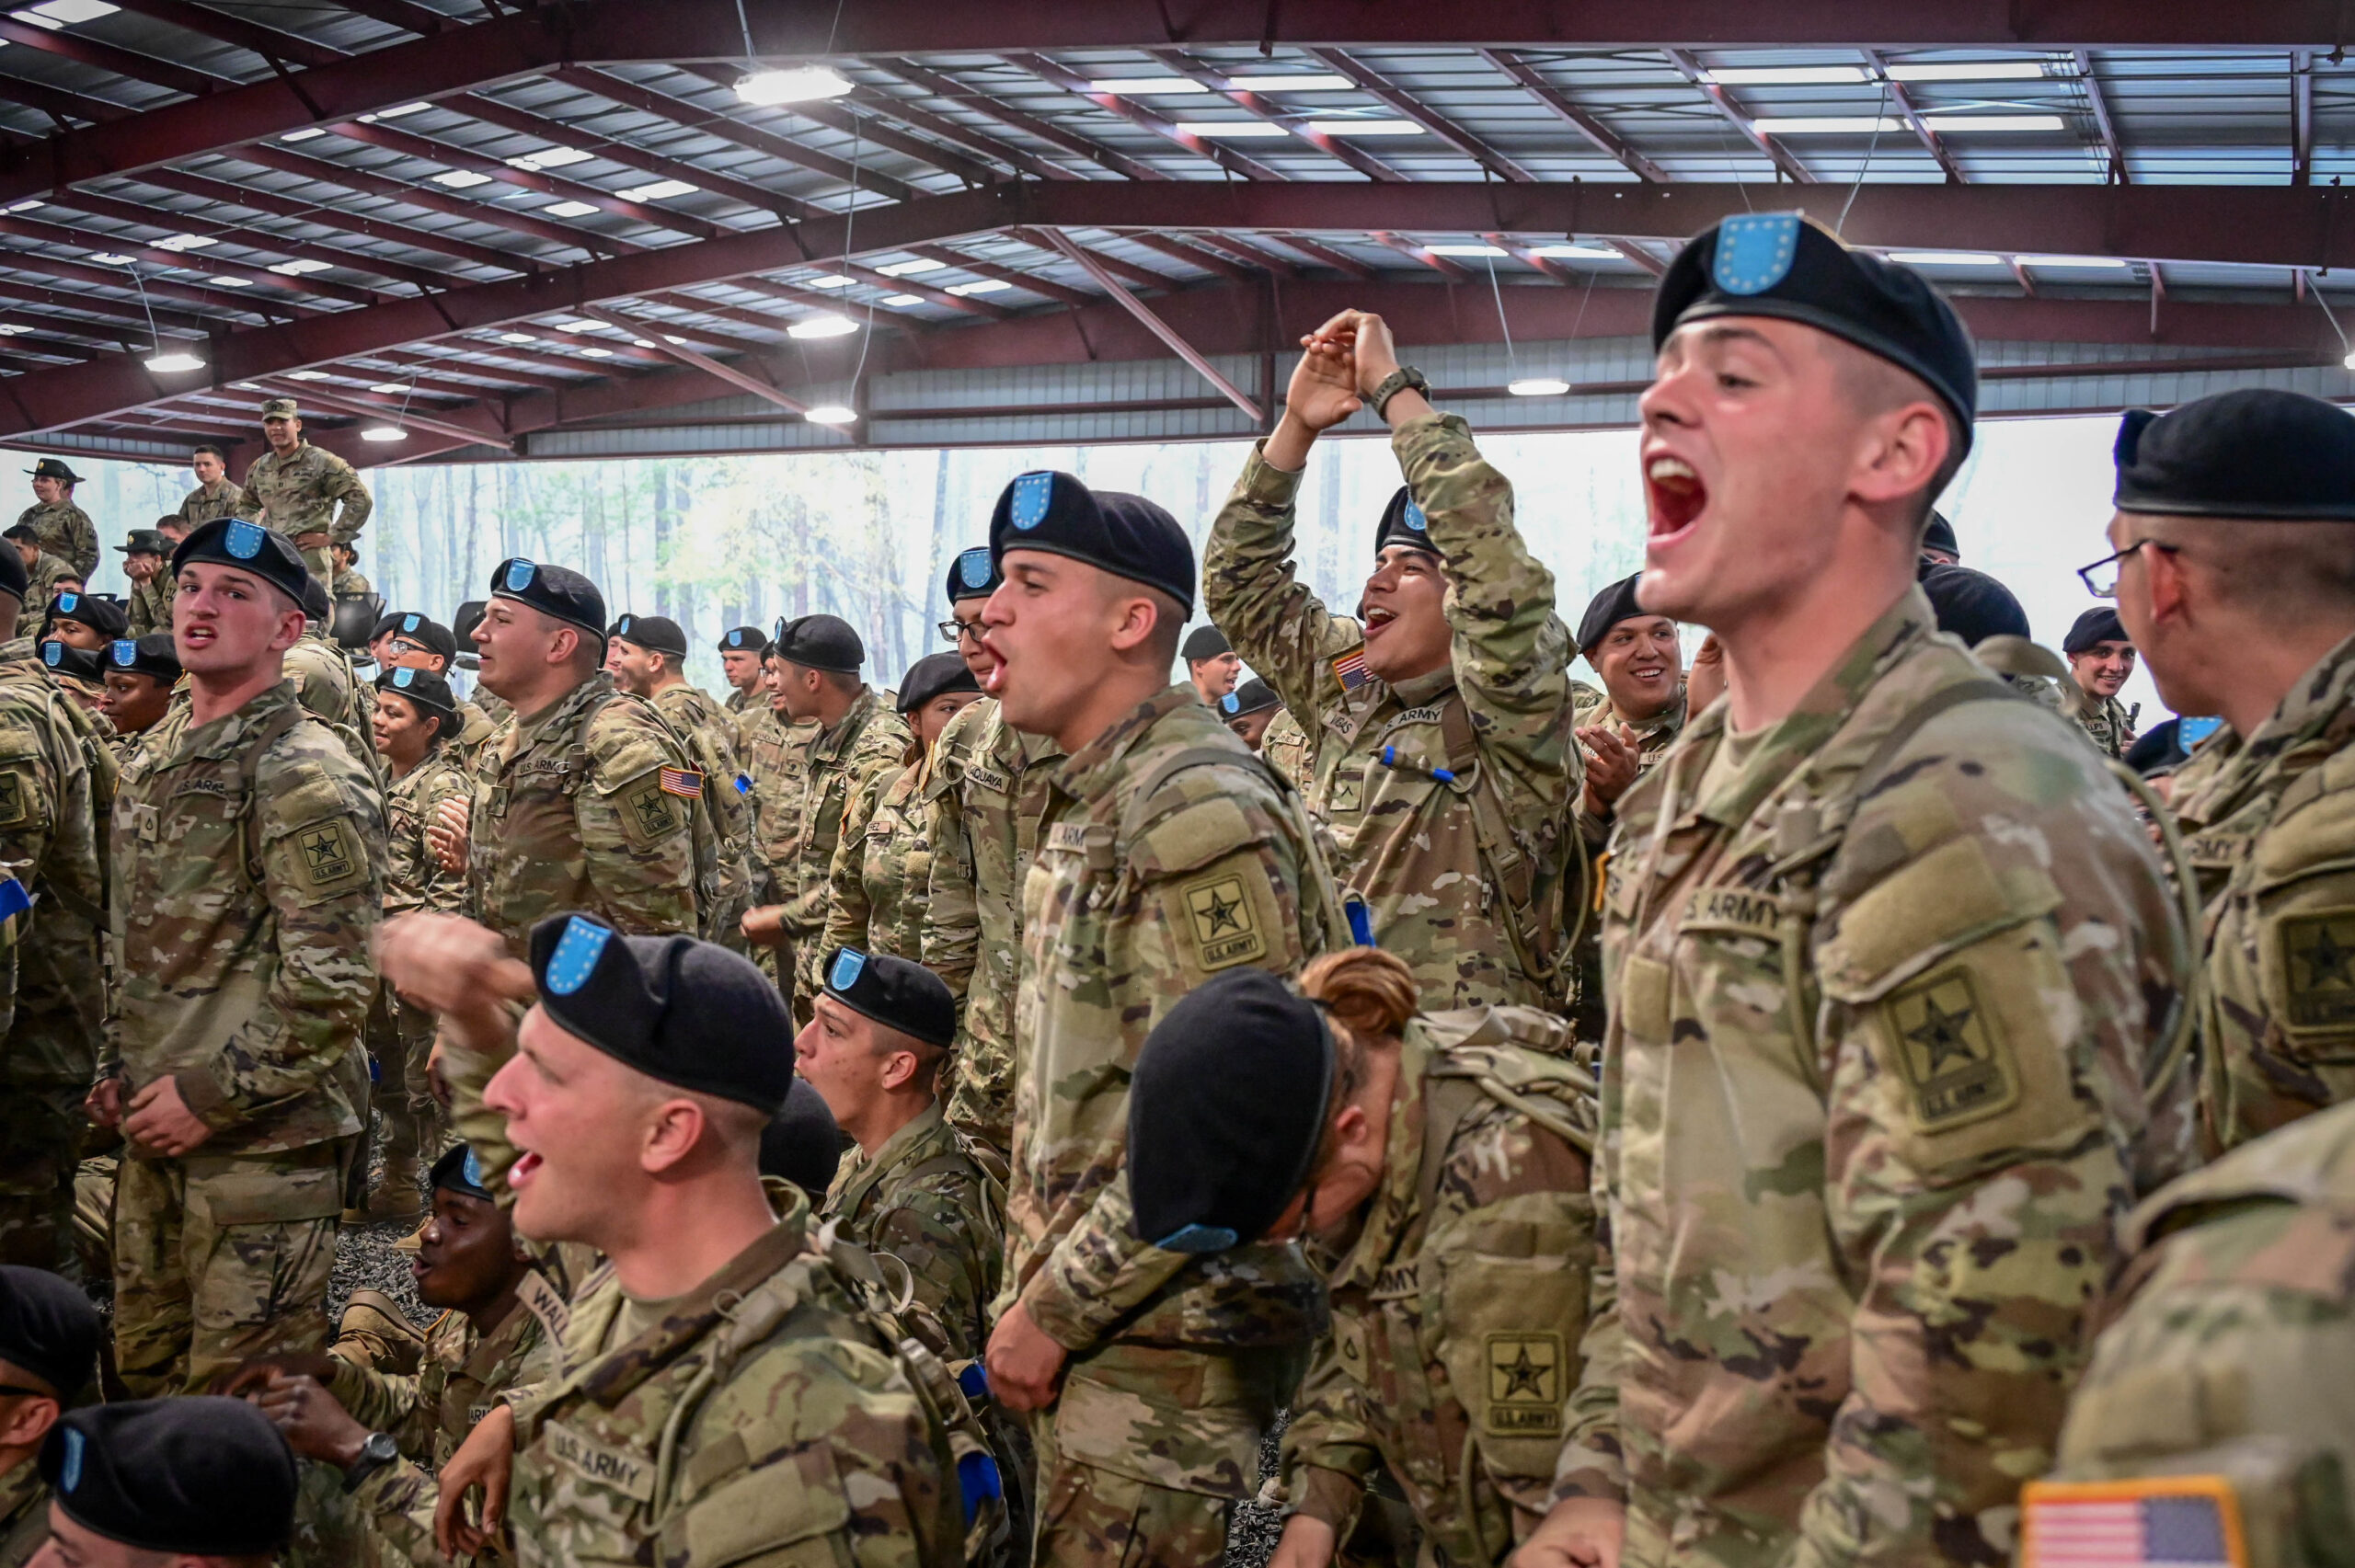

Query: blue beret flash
[830,947,867,991]
[225,520,266,560]
[505,559,536,592]
[110,639,135,667]
[1711,212,1802,295]
[544,914,609,996]
[1009,472,1053,531]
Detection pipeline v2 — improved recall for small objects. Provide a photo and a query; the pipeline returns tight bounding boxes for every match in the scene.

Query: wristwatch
[342,1430,399,1494]
[1369,365,1430,418]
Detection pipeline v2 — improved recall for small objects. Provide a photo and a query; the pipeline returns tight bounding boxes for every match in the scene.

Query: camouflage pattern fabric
[921,697,1059,1153]
[236,441,372,581]
[1567,683,1687,1045]
[450,698,500,773]
[385,746,472,921]
[1558,586,2200,1565]
[2062,682,2138,760]
[2166,631,2355,1155]
[15,500,95,580]
[1259,705,1314,792]
[331,566,372,598]
[825,759,931,961]
[379,744,471,1185]
[0,1461,48,1568]
[333,1288,427,1376]
[177,476,246,529]
[779,688,909,1017]
[19,555,72,627]
[2042,1095,2355,1566]
[1280,1012,1599,1565]
[741,704,816,898]
[824,1101,1004,1366]
[725,684,755,715]
[285,635,380,775]
[1202,414,1584,1012]
[125,571,176,639]
[503,1196,960,1567]
[649,681,757,954]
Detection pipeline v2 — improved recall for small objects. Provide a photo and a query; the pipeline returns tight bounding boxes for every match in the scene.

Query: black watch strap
[342,1431,399,1494]
[1370,365,1429,418]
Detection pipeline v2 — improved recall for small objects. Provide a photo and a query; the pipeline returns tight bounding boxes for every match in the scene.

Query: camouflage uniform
[0,1464,47,1568]
[451,697,500,772]
[922,697,1058,1152]
[1553,587,2200,1565]
[1259,705,1314,793]
[825,759,930,961]
[1567,683,1687,1043]
[2165,632,2355,1155]
[724,683,757,716]
[1011,685,1344,1566]
[778,689,909,1018]
[332,566,372,598]
[124,571,175,638]
[236,442,373,583]
[15,500,95,580]
[1204,415,1584,1012]
[826,1102,1004,1366]
[109,679,384,1396]
[177,476,246,529]
[648,681,757,954]
[501,1195,961,1567]
[284,635,382,783]
[1281,1009,1598,1564]
[374,743,472,1189]
[2062,681,2137,760]
[19,555,72,626]
[2035,1096,2355,1564]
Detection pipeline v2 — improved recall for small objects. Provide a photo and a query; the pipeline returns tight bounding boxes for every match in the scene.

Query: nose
[1638,358,1695,430]
[980,582,1012,628]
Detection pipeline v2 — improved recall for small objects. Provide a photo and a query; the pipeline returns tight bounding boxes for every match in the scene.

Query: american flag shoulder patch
[1332,647,1370,694]
[2020,1474,2246,1568]
[658,765,705,799]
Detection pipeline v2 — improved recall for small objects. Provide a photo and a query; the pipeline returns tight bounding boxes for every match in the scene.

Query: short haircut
[191,443,226,462]
[1830,339,1966,532]
[2139,513,2355,618]
[869,1019,948,1091]
[816,666,860,694]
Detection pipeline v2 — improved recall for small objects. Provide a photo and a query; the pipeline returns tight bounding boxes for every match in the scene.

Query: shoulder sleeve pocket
[670,1441,853,1567]
[1134,795,1267,876]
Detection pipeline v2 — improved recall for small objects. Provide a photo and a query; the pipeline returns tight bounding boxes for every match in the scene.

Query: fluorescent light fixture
[661,335,688,344]
[615,178,698,201]
[4,200,40,212]
[229,383,260,390]
[788,313,859,338]
[1890,250,2005,265]
[630,338,655,348]
[1174,120,1292,138]
[432,169,495,189]
[875,257,945,276]
[1304,119,1424,136]
[153,234,216,251]
[360,424,407,442]
[368,382,409,394]
[2344,349,2355,372]
[880,292,924,305]
[86,253,132,265]
[1225,73,1352,91]
[1920,113,2065,132]
[578,346,614,357]
[543,200,600,218]
[1508,377,1570,396]
[1885,61,2049,82]
[281,128,326,142]
[1532,243,1621,259]
[735,66,853,106]
[30,0,118,21]
[1703,65,1868,86]
[947,279,1010,295]
[506,145,592,171]
[2017,253,2130,269]
[269,258,332,275]
[1426,243,1508,258]
[290,370,329,381]
[803,273,855,289]
[804,404,857,425]
[206,275,251,287]
[0,325,28,336]
[498,332,535,343]
[374,101,430,118]
[1087,76,1209,96]
[545,318,592,332]
[144,352,204,373]
[1753,116,1903,134]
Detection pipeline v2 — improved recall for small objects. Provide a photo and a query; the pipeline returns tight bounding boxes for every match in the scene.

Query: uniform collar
[574,1202,810,1410]
[810,686,879,761]
[2171,625,2355,829]
[175,678,302,763]
[831,1100,950,1220]
[1054,682,1203,802]
[1384,663,1457,709]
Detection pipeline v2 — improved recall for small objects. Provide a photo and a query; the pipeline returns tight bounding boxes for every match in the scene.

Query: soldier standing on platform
[14,463,93,584]
[235,400,373,587]
[177,443,245,529]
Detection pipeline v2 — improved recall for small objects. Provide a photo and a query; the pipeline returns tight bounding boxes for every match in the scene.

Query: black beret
[172,518,311,612]
[821,946,956,1049]
[1127,967,1335,1253]
[41,1397,297,1555]
[531,913,795,1113]
[429,1141,495,1202]
[2112,389,2355,521]
[613,613,688,659]
[452,600,488,644]
[40,641,101,682]
[117,529,170,557]
[1180,624,1231,662]
[1922,511,1959,559]
[718,625,769,656]
[0,1265,100,1400]
[106,634,179,684]
[0,539,24,603]
[27,458,79,484]
[46,590,127,638]
[385,612,458,663]
[1372,486,1441,557]
[1576,573,1653,654]
[2062,606,2130,656]
[944,544,1001,604]
[299,571,331,624]
[375,664,458,723]
[1921,563,2030,647]
[759,1079,844,1205]
[771,612,864,675]
[895,650,981,715]
[1654,212,1977,452]
[989,471,1195,614]
[1221,678,1279,718]
[490,557,607,643]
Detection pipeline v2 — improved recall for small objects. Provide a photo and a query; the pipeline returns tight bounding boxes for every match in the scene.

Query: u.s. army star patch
[1182,874,1265,968]
[0,772,26,828]
[1883,964,2020,1130]
[293,820,360,891]
[625,779,680,842]
[1484,1332,1563,1436]
[2279,908,2355,1031]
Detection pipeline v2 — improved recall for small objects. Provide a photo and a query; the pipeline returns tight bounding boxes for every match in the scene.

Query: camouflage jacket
[385,745,472,918]
[0,660,101,1089]
[2040,1095,2355,1564]
[1260,704,1314,792]
[2169,629,2355,1155]
[0,1463,45,1568]
[1202,415,1583,1011]
[1008,684,1344,1354]
[2062,681,2138,760]
[648,681,756,945]
[20,555,73,626]
[466,677,700,955]
[1559,588,2200,1566]
[452,698,500,773]
[236,441,372,543]
[125,573,175,639]
[781,690,910,998]
[109,680,384,1156]
[725,684,756,715]
[285,636,383,786]
[177,476,246,528]
[826,757,925,961]
[1568,682,1688,851]
[331,566,371,597]
[741,706,817,898]
[825,1101,1005,1366]
[922,696,1058,1151]
[503,1198,959,1567]
[1281,1012,1598,1564]
[15,501,94,579]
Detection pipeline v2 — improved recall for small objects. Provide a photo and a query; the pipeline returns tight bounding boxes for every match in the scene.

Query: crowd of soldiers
[0,210,2345,1568]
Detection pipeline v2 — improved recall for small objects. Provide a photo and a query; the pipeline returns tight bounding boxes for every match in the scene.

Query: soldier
[1920,509,1961,566]
[717,625,767,718]
[1126,956,1597,1567]
[98,636,178,758]
[31,1399,298,1568]
[1259,704,1314,792]
[13,463,93,584]
[1220,677,1281,750]
[377,612,497,764]
[39,592,124,655]
[2059,605,2140,759]
[740,614,908,1022]
[0,1267,101,1567]
[374,910,963,1566]
[735,645,813,979]
[177,443,246,530]
[2095,389,2355,1152]
[117,530,175,639]
[31,647,101,722]
[974,469,1345,1566]
[1512,217,2197,1568]
[1204,312,1584,1013]
[1180,624,1241,706]
[607,612,757,952]
[91,519,384,1398]
[235,399,373,586]
[327,542,369,599]
[923,544,1060,1154]
[3,532,70,629]
[824,652,980,962]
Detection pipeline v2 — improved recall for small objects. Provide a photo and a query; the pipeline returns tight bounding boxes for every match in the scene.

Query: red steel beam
[1273,233,1380,280]
[908,244,1097,306]
[1478,50,1668,183]
[227,143,631,258]
[1007,226,1178,291]
[872,58,1168,182]
[1372,231,1476,281]
[1004,52,1286,181]
[1146,47,1409,183]
[52,186,455,292]
[671,63,1005,190]
[1663,47,1816,183]
[1128,232,1257,282]
[1864,49,1968,184]
[579,303,811,414]
[136,166,535,276]
[1309,48,1539,182]
[1041,229,1261,420]
[2074,49,2132,184]
[258,378,513,448]
[848,85,1080,183]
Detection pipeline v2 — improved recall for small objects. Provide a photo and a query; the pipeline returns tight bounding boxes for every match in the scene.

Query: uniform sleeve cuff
[1243,441,1310,497]
[1289,1465,1365,1528]
[1017,1270,1100,1354]
[176,1067,239,1127]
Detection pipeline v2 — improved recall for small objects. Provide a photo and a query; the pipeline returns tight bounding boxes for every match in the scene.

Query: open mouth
[1361,604,1396,642]
[1646,455,1708,538]
[509,1149,542,1190]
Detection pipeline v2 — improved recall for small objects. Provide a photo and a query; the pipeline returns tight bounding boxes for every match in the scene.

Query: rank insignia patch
[1181,874,1265,969]
[1883,964,2019,1131]
[2279,908,2355,1031]
[1484,1332,1563,1436]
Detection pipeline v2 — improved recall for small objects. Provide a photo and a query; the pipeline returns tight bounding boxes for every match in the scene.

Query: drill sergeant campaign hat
[612,612,689,660]
[116,528,171,558]
[718,625,770,656]
[944,544,1002,605]
[171,517,312,611]
[25,458,80,484]
[1654,212,1979,455]
[530,912,796,1113]
[895,650,981,715]
[770,612,864,675]
[821,946,958,1048]
[988,469,1197,615]
[107,633,181,684]
[374,664,458,724]
[1372,486,1442,558]
[41,1397,298,1556]
[1221,678,1280,719]
[46,590,127,639]
[0,1264,101,1401]
[489,557,607,643]
[1575,572,1651,656]
[2063,606,2130,656]
[2112,388,2355,521]
[1180,624,1231,663]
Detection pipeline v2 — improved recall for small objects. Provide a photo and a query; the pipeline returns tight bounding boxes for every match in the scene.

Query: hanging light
[1508,376,1570,396]
[144,351,205,373]
[804,405,857,425]
[735,66,853,106]
[361,423,408,442]
[787,314,858,339]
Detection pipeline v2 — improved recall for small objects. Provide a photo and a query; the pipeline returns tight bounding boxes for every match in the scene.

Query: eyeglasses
[2075,539,2177,599]
[937,618,983,645]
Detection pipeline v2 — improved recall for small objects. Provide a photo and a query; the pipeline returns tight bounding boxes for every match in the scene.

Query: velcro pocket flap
[1818,833,2060,1003]
[1135,797,1262,877]
[671,1445,852,1566]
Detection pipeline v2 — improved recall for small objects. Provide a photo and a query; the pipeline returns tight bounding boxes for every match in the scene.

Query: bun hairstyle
[1300,947,1417,1044]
